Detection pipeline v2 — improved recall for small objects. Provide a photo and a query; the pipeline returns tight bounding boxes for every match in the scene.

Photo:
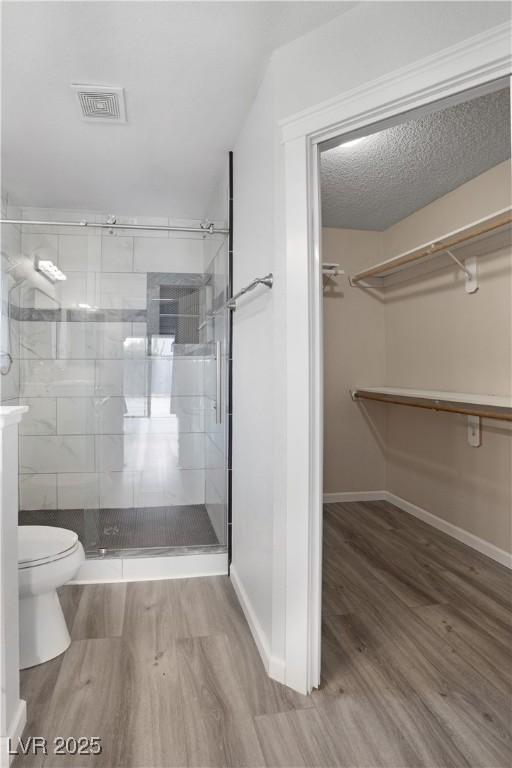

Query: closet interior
[318,80,511,750]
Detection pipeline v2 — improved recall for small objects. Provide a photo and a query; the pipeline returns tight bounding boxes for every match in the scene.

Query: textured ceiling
[1,1,356,216]
[321,88,511,231]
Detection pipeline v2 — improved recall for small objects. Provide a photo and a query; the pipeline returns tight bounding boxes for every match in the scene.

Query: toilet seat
[18,526,80,569]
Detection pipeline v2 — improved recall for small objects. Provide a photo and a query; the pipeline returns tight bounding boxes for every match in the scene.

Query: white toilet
[18,526,85,669]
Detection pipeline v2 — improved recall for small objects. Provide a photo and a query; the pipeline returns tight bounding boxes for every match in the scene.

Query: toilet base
[19,590,71,669]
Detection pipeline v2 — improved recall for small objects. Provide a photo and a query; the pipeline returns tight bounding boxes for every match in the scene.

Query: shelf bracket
[322,263,345,279]
[445,250,478,293]
[467,415,481,447]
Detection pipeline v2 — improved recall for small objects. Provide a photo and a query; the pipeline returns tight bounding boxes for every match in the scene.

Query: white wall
[272,1,511,121]
[0,202,25,764]
[231,1,511,681]
[232,70,278,656]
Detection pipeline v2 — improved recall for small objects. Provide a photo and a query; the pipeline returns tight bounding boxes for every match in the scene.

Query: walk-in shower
[1,203,232,566]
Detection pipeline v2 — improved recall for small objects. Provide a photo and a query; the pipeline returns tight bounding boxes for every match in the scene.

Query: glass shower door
[84,271,229,557]
[17,226,229,561]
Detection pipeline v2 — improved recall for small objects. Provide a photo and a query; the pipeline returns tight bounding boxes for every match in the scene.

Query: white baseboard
[268,654,286,682]
[71,552,228,584]
[323,490,512,569]
[229,565,286,684]
[384,492,512,570]
[0,699,26,768]
[323,490,386,503]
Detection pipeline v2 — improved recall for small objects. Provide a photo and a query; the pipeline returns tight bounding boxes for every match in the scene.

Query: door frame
[280,22,511,694]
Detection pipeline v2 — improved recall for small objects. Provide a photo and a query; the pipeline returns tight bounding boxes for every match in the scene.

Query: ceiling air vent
[71,84,127,123]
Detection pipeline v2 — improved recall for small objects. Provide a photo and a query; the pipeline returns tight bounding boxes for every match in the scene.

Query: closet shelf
[349,207,512,288]
[351,387,512,422]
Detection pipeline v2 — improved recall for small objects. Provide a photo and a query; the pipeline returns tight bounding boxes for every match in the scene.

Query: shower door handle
[215,340,222,424]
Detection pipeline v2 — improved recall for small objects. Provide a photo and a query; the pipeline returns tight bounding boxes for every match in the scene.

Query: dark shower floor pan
[19,504,222,555]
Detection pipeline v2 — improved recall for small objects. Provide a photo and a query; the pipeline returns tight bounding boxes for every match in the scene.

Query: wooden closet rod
[351,208,512,284]
[352,390,512,422]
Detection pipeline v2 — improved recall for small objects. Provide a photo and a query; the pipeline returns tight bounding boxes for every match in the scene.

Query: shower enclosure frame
[5,162,234,582]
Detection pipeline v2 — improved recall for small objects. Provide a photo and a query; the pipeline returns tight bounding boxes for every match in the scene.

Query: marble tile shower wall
[13,207,219,513]
[0,200,22,405]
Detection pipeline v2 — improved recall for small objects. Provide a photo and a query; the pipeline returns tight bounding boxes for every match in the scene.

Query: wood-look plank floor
[15,501,512,767]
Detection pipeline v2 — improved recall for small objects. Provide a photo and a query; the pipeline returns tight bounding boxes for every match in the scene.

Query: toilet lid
[18,526,79,567]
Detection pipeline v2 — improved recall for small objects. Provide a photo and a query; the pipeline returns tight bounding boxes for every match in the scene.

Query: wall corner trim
[323,491,512,569]
[280,21,512,143]
[229,565,286,685]
[1,699,26,768]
